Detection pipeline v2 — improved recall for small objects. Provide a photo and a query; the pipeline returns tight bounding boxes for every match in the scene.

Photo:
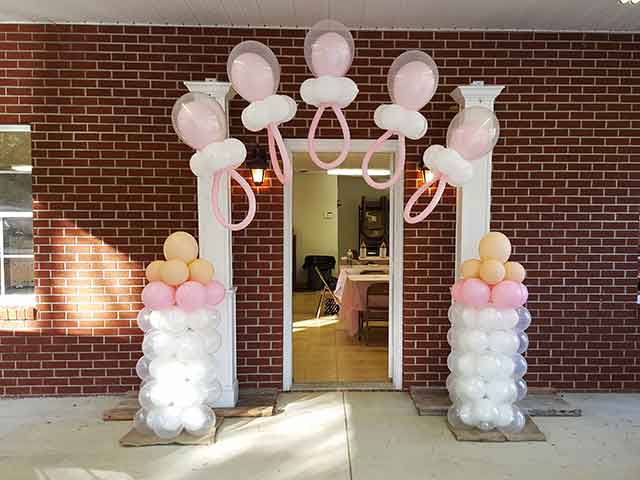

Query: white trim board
[283,138,404,391]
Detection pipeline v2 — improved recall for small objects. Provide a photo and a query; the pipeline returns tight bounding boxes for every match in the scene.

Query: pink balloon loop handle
[361,131,405,190]
[211,168,257,231]
[307,104,351,170]
[403,174,448,224]
[267,123,292,184]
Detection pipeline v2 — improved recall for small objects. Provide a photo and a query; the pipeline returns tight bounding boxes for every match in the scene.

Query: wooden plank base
[447,416,546,442]
[104,389,279,422]
[120,416,224,447]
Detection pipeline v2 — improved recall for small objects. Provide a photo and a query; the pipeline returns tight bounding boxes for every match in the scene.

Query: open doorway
[283,139,403,390]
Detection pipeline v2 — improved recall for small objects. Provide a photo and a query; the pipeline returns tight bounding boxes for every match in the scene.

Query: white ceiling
[1,0,639,31]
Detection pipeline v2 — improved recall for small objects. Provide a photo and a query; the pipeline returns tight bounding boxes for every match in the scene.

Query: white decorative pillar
[184,79,238,407]
[450,83,504,279]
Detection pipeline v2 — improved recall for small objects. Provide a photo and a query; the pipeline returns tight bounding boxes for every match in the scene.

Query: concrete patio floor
[0,392,638,480]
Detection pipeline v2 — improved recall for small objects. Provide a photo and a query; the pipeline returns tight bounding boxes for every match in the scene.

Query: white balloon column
[447,232,532,433]
[134,232,225,439]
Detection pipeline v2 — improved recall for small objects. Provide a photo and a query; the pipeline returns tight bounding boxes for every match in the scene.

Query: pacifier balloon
[403,106,499,224]
[301,20,358,170]
[228,41,297,185]
[172,92,256,231]
[362,50,438,190]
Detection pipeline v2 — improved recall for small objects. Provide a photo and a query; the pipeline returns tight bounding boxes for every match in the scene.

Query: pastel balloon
[205,280,225,307]
[164,232,199,263]
[479,231,511,263]
[460,258,481,279]
[504,261,526,283]
[479,259,506,285]
[160,259,189,286]
[171,92,226,150]
[451,279,466,303]
[388,50,439,111]
[447,106,500,161]
[189,258,215,284]
[145,260,165,282]
[491,280,526,308]
[142,281,175,310]
[304,20,354,77]
[176,281,207,312]
[227,41,280,102]
[461,278,491,307]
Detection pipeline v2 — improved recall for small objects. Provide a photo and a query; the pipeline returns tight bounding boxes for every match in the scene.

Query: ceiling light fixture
[619,0,639,4]
[327,168,391,177]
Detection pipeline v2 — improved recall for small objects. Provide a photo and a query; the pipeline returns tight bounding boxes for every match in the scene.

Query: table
[335,272,390,337]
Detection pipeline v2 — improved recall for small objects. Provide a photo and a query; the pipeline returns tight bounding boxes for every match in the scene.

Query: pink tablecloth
[336,276,389,337]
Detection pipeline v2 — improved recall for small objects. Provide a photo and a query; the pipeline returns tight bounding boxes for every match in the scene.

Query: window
[0,126,33,305]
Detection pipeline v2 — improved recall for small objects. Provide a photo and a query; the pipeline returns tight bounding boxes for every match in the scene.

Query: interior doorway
[283,139,403,390]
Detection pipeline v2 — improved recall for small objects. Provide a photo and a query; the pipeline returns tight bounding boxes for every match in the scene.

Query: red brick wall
[0,24,637,395]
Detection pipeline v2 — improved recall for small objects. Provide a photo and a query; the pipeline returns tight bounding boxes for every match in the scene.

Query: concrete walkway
[0,392,638,480]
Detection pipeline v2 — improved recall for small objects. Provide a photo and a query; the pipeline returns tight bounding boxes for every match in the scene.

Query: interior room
[291,151,392,385]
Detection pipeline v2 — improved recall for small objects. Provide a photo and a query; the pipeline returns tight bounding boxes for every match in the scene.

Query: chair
[314,266,341,318]
[361,282,389,345]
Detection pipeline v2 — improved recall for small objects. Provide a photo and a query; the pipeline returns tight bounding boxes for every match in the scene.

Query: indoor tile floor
[292,292,389,384]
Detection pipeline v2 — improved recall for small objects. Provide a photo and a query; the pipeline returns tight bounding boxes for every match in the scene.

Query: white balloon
[498,308,519,330]
[455,376,486,401]
[456,353,477,377]
[149,309,168,330]
[447,404,473,430]
[172,381,205,408]
[148,406,184,439]
[133,408,153,435]
[471,398,499,424]
[512,355,528,378]
[517,331,529,354]
[494,404,515,427]
[448,304,462,325]
[460,307,478,329]
[137,308,153,332]
[488,330,519,355]
[447,327,463,350]
[499,406,526,433]
[486,379,517,403]
[142,330,178,360]
[204,378,223,406]
[176,331,207,362]
[203,330,223,355]
[186,309,210,331]
[461,330,489,352]
[160,307,187,334]
[149,358,185,383]
[183,359,209,383]
[515,307,532,331]
[515,378,528,401]
[182,405,216,436]
[477,307,500,331]
[135,356,150,380]
[138,381,156,410]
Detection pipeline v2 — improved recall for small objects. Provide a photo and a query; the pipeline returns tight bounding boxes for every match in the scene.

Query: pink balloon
[391,60,438,111]
[205,280,225,307]
[491,280,526,308]
[520,283,529,305]
[310,32,352,77]
[171,92,226,151]
[460,278,491,307]
[451,279,466,303]
[176,281,206,312]
[229,52,276,102]
[142,281,175,310]
[448,126,492,161]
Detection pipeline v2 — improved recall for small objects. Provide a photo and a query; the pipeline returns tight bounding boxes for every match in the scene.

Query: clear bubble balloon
[488,330,519,355]
[149,358,184,383]
[135,356,150,380]
[486,379,517,403]
[138,380,157,410]
[455,376,486,401]
[173,381,206,408]
[227,41,280,102]
[203,329,223,355]
[447,106,500,161]
[204,378,223,406]
[498,308,519,330]
[148,406,184,439]
[460,307,478,329]
[461,330,489,352]
[499,405,526,433]
[182,405,216,437]
[448,303,462,325]
[159,307,188,334]
[137,308,153,332]
[517,331,529,354]
[142,330,178,360]
[515,378,528,401]
[175,331,208,362]
[512,354,528,379]
[133,408,154,435]
[477,306,500,331]
[471,398,499,424]
[171,92,227,150]
[304,19,354,77]
[387,50,439,111]
[447,404,473,430]
[494,404,515,428]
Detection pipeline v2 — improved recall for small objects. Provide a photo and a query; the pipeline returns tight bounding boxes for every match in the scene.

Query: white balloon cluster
[133,306,223,439]
[373,104,428,140]
[447,303,532,432]
[189,138,247,178]
[300,76,358,109]
[422,145,473,187]
[241,94,297,132]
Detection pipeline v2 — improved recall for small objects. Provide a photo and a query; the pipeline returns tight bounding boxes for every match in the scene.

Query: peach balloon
[163,231,199,263]
[460,259,481,279]
[479,231,512,263]
[504,261,526,283]
[160,259,189,286]
[189,259,215,285]
[479,259,506,285]
[145,260,165,282]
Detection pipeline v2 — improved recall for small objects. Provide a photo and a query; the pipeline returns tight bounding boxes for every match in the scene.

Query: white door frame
[282,138,404,391]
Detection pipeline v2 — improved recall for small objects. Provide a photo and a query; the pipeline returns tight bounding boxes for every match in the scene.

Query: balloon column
[301,20,358,169]
[404,106,500,224]
[227,41,297,184]
[172,92,256,231]
[447,232,532,433]
[362,50,439,189]
[134,232,225,439]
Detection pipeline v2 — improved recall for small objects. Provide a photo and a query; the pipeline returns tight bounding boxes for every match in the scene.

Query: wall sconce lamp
[421,165,435,184]
[245,146,268,187]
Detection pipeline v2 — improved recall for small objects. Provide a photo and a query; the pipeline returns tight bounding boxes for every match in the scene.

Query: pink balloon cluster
[451,278,528,309]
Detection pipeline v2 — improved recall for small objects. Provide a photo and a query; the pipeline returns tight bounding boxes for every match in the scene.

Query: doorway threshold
[291,381,396,392]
